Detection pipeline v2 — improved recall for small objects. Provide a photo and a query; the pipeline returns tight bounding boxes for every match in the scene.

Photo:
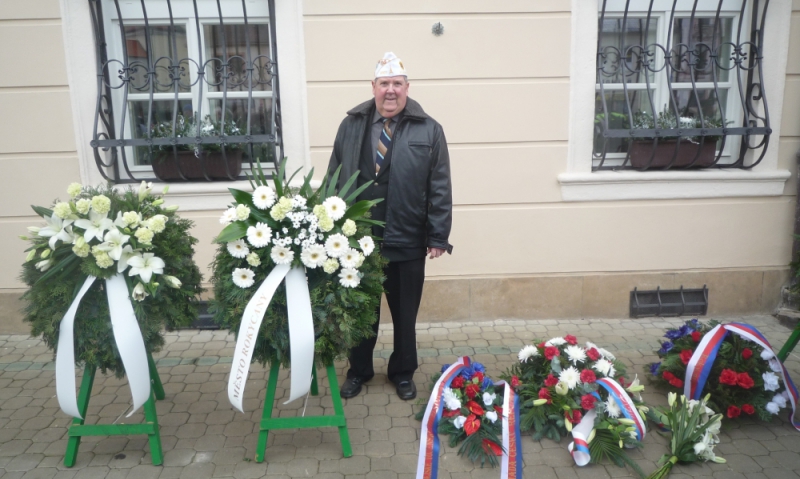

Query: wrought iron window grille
[595,0,771,171]
[88,0,283,183]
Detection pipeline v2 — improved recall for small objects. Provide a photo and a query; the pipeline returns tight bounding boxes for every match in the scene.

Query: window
[89,0,282,183]
[593,0,770,171]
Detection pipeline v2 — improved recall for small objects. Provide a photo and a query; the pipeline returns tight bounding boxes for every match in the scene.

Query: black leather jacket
[328,98,453,254]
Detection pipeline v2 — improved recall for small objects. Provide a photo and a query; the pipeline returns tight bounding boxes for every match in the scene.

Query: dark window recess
[88,0,282,183]
[630,286,709,318]
[595,0,771,171]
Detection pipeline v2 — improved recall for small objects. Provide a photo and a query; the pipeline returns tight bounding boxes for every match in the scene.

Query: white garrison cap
[374,52,407,79]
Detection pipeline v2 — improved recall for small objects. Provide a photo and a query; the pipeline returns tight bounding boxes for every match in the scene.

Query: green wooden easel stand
[255,362,352,462]
[778,324,800,362]
[63,353,165,467]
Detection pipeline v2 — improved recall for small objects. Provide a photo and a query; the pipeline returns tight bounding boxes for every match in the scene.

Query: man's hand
[427,247,446,259]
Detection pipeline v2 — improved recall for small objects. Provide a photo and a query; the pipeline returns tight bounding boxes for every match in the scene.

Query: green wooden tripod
[255,362,352,462]
[63,353,165,467]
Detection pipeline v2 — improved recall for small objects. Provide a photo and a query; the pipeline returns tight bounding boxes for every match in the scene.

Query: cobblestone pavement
[1,315,800,479]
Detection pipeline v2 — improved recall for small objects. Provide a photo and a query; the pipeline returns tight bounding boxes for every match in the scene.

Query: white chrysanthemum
[358,236,375,256]
[236,204,251,221]
[325,233,349,258]
[443,388,461,411]
[301,244,327,269]
[227,239,249,259]
[564,345,587,365]
[598,348,616,361]
[220,207,237,225]
[761,349,775,360]
[485,411,498,423]
[75,199,90,215]
[232,268,255,288]
[545,337,566,347]
[247,222,272,248]
[339,248,361,268]
[252,186,276,210]
[766,402,780,414]
[246,252,261,267]
[271,245,294,265]
[559,366,581,390]
[67,182,83,198]
[518,345,539,363]
[322,258,339,274]
[53,202,72,219]
[605,398,621,418]
[482,391,496,407]
[323,196,346,221]
[592,358,615,377]
[341,219,357,237]
[763,372,781,392]
[453,415,466,429]
[338,268,360,288]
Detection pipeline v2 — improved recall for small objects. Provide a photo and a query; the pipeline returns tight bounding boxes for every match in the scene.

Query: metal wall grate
[595,0,771,171]
[88,0,283,183]
[630,285,709,318]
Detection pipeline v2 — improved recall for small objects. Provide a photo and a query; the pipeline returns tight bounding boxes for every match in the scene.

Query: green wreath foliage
[209,161,386,368]
[20,185,203,377]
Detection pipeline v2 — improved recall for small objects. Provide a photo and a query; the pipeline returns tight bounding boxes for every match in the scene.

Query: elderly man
[327,52,453,400]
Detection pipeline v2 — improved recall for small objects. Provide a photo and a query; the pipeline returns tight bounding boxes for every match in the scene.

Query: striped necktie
[375,117,392,174]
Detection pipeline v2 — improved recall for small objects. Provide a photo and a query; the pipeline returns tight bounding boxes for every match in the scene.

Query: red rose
[691,331,701,342]
[742,404,755,415]
[494,405,503,415]
[544,347,560,360]
[443,408,460,418]
[565,335,578,345]
[736,372,754,389]
[727,405,741,418]
[669,377,684,388]
[680,349,693,365]
[538,387,552,404]
[473,372,484,383]
[451,376,464,389]
[544,374,559,387]
[464,414,480,435]
[465,384,480,399]
[482,438,503,456]
[719,369,738,386]
[742,348,753,360]
[565,409,582,424]
[580,369,597,384]
[581,394,597,410]
[510,376,520,388]
[662,371,675,381]
[586,348,600,361]
[466,400,484,416]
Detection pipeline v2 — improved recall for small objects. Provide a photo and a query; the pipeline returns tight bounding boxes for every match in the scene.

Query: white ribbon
[56,274,151,419]
[567,409,596,466]
[228,265,315,413]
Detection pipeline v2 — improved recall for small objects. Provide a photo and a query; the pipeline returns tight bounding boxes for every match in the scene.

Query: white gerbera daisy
[358,236,375,256]
[270,245,294,265]
[325,233,349,258]
[247,222,272,248]
[300,244,327,269]
[592,358,615,377]
[559,366,581,390]
[227,239,249,259]
[252,186,276,210]
[338,268,360,288]
[545,337,566,347]
[339,248,361,268]
[323,196,346,221]
[518,345,539,363]
[219,207,237,225]
[605,398,621,418]
[232,268,255,288]
[564,345,587,365]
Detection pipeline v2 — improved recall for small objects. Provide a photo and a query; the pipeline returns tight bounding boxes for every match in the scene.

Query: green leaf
[256,157,268,186]
[229,188,254,207]
[343,200,381,221]
[299,167,315,197]
[337,172,360,200]
[32,205,54,218]
[343,180,375,204]
[326,165,343,199]
[215,221,248,243]
[34,254,80,285]
[274,158,287,197]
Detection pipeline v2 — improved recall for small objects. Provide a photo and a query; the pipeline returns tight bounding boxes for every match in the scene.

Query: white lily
[39,215,75,249]
[132,282,149,301]
[139,181,153,201]
[116,245,135,274]
[96,228,130,261]
[74,210,114,243]
[127,252,165,283]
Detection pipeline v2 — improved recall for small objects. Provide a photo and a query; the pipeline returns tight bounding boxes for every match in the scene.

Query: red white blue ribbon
[568,378,645,466]
[684,322,800,431]
[500,381,522,479]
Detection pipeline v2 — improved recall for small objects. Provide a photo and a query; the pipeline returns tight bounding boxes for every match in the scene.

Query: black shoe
[395,379,417,400]
[340,376,367,398]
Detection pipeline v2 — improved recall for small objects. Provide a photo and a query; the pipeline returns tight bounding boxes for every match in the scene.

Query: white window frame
[59,0,311,211]
[560,0,792,202]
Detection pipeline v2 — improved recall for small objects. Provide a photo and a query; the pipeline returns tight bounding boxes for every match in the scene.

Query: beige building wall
[0,0,795,332]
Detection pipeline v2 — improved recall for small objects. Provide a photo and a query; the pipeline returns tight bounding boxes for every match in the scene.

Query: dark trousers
[346,257,425,384]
